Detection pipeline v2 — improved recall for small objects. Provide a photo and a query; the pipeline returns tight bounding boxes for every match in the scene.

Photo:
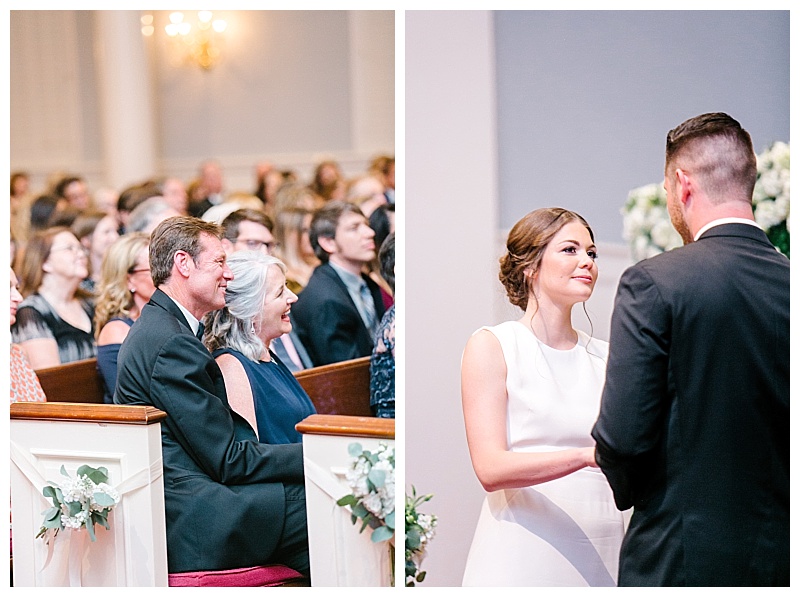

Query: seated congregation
[9,159,396,587]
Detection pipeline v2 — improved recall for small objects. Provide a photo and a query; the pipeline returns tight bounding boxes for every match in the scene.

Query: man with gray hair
[115,216,309,578]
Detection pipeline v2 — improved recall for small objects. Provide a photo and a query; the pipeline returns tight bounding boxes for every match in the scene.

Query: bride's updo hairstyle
[499,207,595,311]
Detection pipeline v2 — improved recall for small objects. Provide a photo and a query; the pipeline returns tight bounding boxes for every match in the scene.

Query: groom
[592,113,789,586]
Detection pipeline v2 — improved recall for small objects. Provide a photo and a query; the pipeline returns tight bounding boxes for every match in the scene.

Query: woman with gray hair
[203,250,316,443]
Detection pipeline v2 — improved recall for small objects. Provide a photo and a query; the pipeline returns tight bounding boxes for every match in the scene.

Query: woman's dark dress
[213,348,317,444]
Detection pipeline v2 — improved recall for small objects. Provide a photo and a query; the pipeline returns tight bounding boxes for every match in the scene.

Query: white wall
[10,10,395,195]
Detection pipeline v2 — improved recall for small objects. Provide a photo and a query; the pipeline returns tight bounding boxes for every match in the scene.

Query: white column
[92,11,158,190]
[406,10,499,587]
[347,11,395,156]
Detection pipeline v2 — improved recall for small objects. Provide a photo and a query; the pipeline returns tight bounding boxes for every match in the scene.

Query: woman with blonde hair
[273,206,319,294]
[72,209,120,295]
[93,232,155,402]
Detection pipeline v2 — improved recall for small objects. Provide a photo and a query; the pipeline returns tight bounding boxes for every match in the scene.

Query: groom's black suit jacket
[115,289,304,573]
[592,223,789,586]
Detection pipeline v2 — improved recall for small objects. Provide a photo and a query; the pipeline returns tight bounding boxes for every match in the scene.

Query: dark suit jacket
[292,263,386,366]
[592,224,789,586]
[114,289,305,573]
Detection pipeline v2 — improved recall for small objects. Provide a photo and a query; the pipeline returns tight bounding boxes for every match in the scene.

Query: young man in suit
[114,216,310,576]
[292,201,385,366]
[592,113,789,586]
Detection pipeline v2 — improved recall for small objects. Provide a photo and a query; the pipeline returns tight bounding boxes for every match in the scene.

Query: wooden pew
[35,355,374,416]
[35,358,106,404]
[294,356,372,416]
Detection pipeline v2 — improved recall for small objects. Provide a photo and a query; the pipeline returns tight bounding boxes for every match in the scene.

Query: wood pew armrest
[10,401,167,425]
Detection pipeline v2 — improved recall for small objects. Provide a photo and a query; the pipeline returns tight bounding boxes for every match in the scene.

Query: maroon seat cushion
[168,565,305,587]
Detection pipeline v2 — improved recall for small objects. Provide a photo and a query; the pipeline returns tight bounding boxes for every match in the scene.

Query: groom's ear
[675,168,692,205]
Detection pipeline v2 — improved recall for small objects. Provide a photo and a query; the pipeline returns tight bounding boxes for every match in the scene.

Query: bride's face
[532,221,598,306]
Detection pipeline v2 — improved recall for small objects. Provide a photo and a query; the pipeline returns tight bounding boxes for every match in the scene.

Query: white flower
[650,219,682,252]
[341,442,396,530]
[760,169,784,199]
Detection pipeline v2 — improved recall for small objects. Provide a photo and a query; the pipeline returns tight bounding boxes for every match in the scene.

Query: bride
[461,207,628,586]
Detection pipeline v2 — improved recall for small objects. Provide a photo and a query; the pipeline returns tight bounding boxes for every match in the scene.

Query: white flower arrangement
[622,141,790,261]
[752,141,790,257]
[621,182,683,261]
[337,442,395,543]
[36,465,120,543]
[405,486,437,587]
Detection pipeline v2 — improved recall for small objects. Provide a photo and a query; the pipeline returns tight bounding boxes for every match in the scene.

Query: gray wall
[495,10,789,243]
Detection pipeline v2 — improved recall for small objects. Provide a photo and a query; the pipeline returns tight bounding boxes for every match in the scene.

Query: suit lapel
[149,289,195,336]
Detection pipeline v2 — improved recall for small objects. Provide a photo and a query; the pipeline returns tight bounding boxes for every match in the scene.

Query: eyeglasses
[50,244,89,256]
[235,238,280,253]
[129,268,151,274]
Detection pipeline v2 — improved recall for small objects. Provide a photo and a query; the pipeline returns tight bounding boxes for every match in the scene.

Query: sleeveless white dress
[461,321,628,587]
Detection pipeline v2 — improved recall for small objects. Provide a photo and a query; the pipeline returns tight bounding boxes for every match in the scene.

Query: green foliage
[405,486,437,587]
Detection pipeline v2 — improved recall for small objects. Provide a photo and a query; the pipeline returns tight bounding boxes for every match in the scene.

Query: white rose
[760,169,783,198]
[650,219,679,250]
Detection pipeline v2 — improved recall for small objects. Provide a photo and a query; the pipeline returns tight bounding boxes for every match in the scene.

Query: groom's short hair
[665,112,757,204]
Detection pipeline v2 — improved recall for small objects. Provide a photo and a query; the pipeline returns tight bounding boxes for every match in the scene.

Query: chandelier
[141,11,228,71]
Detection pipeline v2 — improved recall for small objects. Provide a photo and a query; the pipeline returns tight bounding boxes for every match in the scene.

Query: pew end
[297,414,395,586]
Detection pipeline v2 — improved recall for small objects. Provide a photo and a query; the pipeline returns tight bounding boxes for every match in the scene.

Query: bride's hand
[584,447,599,468]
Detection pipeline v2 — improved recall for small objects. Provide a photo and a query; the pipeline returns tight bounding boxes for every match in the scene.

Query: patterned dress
[369,305,395,418]
[10,293,96,364]
[10,343,46,403]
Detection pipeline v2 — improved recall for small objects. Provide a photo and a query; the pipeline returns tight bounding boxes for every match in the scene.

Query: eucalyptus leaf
[384,510,395,529]
[406,527,421,550]
[42,485,59,500]
[368,468,386,488]
[336,494,358,507]
[352,503,369,519]
[347,443,363,457]
[370,525,394,543]
[94,492,116,507]
[86,520,97,542]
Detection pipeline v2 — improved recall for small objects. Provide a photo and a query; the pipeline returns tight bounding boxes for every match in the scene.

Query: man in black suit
[292,201,386,366]
[592,113,789,586]
[115,216,309,576]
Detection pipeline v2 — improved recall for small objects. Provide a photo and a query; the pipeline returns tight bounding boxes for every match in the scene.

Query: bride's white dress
[462,321,628,587]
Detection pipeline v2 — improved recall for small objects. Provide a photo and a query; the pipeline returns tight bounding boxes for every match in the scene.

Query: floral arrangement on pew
[36,464,120,543]
[621,141,790,261]
[405,486,437,587]
[337,442,396,583]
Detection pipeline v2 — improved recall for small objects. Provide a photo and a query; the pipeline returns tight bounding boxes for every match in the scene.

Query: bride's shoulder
[578,330,609,358]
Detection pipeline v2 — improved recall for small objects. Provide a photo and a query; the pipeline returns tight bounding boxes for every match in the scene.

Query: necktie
[195,322,205,341]
[359,282,377,335]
